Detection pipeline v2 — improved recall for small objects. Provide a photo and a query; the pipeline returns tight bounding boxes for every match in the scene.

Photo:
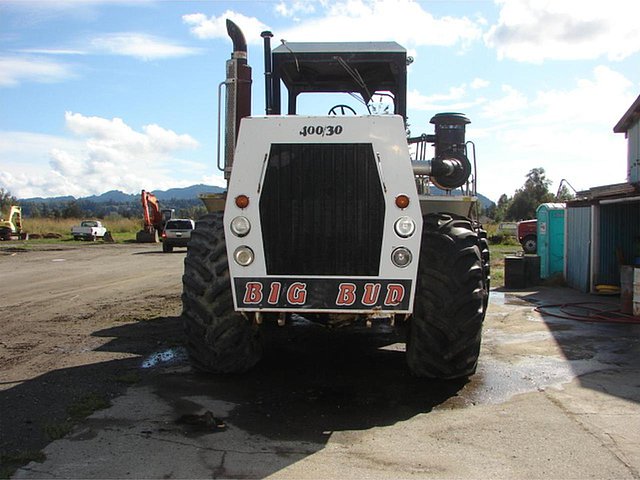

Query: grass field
[15,217,141,243]
[6,218,522,287]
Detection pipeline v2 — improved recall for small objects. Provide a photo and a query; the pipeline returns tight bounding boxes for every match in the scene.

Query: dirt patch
[0,243,186,476]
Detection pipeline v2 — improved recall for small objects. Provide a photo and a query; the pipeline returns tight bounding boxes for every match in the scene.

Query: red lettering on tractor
[362,283,381,306]
[384,284,405,306]
[336,283,357,306]
[287,282,307,305]
[268,282,282,305]
[240,280,409,309]
[243,282,263,304]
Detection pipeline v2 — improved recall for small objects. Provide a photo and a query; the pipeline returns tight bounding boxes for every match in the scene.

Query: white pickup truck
[71,220,107,241]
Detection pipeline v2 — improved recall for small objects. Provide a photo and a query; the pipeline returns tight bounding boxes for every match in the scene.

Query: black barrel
[505,255,526,289]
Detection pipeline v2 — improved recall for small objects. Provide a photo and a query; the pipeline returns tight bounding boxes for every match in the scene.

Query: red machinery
[136,190,174,243]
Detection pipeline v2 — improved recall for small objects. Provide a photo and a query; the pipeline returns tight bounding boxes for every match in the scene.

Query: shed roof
[613,94,640,133]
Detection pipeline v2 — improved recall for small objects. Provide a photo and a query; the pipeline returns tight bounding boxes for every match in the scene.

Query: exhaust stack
[261,30,274,115]
[223,19,252,180]
[411,113,472,190]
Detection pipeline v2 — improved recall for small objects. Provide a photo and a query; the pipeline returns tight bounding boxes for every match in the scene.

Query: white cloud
[182,11,270,44]
[10,33,200,68]
[0,55,75,87]
[17,48,87,55]
[90,33,200,61]
[0,113,201,198]
[184,1,483,47]
[275,1,316,20]
[480,85,528,119]
[471,78,490,89]
[408,83,486,112]
[275,0,483,46]
[480,66,633,126]
[485,0,640,63]
[475,66,634,200]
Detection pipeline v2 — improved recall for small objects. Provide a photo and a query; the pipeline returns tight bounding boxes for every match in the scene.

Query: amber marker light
[395,194,410,209]
[235,194,250,209]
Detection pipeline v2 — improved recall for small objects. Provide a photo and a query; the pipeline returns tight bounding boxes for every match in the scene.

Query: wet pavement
[13,286,640,479]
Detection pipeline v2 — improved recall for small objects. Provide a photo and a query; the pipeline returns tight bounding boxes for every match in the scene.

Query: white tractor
[182,21,490,379]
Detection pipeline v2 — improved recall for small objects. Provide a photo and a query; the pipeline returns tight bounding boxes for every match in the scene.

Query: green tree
[62,201,85,218]
[0,188,18,214]
[483,202,497,220]
[505,167,555,220]
[491,193,510,222]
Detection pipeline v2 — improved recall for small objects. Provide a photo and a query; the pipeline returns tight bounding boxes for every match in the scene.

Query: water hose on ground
[534,302,640,324]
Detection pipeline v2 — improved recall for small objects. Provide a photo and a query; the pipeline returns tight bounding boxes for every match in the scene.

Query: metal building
[565,96,640,292]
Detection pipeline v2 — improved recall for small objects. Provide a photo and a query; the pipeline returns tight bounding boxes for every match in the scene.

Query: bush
[489,233,520,246]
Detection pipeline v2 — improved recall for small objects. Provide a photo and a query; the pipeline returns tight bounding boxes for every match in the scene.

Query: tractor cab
[267,40,409,118]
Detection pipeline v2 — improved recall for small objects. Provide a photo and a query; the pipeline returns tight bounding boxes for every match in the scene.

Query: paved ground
[2,243,639,479]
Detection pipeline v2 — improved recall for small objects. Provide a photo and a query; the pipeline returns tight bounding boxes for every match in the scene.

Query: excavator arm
[136,190,174,243]
[140,190,163,232]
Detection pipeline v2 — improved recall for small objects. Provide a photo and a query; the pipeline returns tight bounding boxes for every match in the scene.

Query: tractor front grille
[259,143,385,276]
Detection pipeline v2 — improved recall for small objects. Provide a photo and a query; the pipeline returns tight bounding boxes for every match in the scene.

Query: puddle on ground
[490,291,533,306]
[141,347,188,369]
[444,353,614,408]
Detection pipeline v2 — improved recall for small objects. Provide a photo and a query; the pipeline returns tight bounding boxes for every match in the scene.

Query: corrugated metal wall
[597,201,640,285]
[565,206,591,292]
[628,122,640,183]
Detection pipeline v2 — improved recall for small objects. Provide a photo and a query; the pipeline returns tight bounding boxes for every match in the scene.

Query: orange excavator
[135,190,174,243]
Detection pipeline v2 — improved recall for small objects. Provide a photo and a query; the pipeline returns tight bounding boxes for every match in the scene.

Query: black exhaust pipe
[261,30,274,115]
[226,19,247,60]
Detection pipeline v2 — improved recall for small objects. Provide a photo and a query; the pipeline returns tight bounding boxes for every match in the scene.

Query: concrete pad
[14,383,638,479]
[12,286,640,479]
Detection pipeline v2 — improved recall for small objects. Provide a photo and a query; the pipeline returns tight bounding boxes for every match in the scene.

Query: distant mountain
[20,183,493,209]
[84,190,137,203]
[19,195,76,203]
[21,185,225,203]
[155,184,224,201]
[429,187,494,210]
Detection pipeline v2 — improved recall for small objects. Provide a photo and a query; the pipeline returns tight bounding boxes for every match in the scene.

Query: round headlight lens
[230,216,251,237]
[391,247,412,268]
[234,246,254,266]
[394,216,416,238]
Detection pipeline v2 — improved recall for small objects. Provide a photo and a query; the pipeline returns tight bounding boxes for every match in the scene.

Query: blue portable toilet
[537,203,565,279]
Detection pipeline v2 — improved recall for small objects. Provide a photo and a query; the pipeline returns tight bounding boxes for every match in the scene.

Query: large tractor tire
[478,226,491,312]
[181,212,262,373]
[406,213,488,379]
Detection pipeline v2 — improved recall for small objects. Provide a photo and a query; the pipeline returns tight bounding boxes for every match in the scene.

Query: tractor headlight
[234,246,254,266]
[230,216,251,237]
[391,247,412,268]
[394,216,416,238]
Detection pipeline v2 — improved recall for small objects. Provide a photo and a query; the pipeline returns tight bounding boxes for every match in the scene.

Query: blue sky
[1,0,639,203]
